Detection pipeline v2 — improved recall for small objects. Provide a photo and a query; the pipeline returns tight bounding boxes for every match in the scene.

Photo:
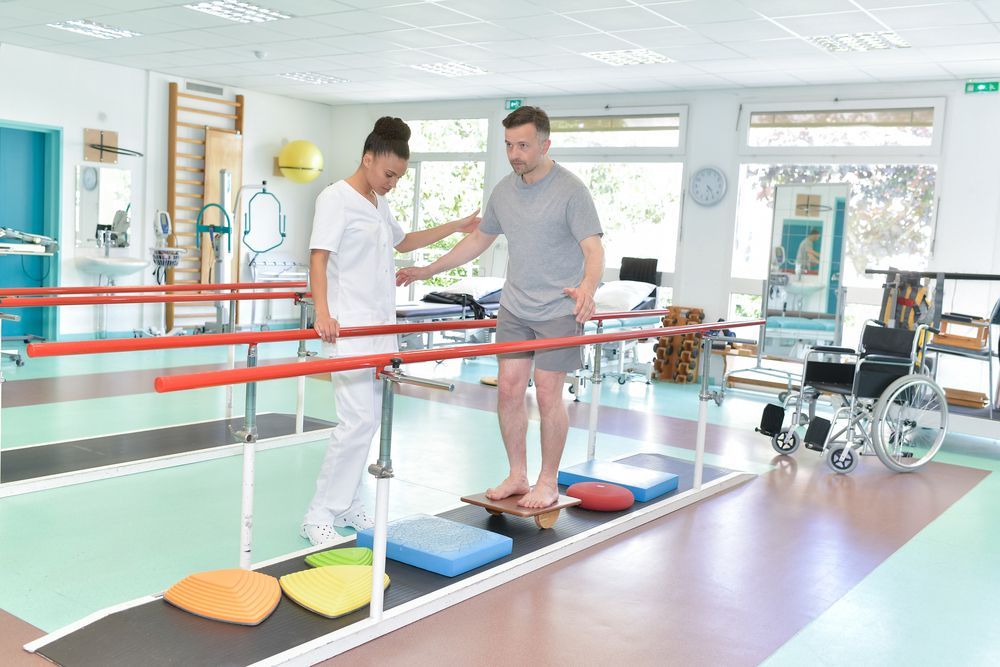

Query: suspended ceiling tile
[437,0,547,21]
[609,26,713,48]
[493,14,596,38]
[658,42,746,61]
[645,0,760,25]
[897,23,1000,47]
[374,2,477,28]
[776,11,887,36]
[431,21,529,43]
[382,28,466,49]
[941,58,1000,76]
[567,6,678,32]
[310,10,410,33]
[546,32,636,53]
[728,37,827,58]
[871,3,991,29]
[741,0,859,16]
[694,19,792,42]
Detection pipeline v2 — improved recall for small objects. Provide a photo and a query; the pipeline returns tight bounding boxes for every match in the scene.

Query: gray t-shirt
[480,163,603,320]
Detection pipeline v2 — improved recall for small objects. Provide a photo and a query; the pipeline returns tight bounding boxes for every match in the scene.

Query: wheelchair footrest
[756,404,785,437]
[803,417,831,451]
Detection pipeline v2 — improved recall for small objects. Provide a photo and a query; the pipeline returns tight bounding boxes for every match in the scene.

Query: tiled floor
[1,341,997,665]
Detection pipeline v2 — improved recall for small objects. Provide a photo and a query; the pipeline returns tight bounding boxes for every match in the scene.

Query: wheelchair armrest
[941,312,981,323]
[810,345,856,354]
[859,353,912,365]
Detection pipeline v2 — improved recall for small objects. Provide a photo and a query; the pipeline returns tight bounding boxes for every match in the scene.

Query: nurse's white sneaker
[299,522,338,546]
[332,506,374,532]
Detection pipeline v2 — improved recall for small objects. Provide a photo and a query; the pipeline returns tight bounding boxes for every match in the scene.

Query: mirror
[762,184,849,359]
[75,165,131,247]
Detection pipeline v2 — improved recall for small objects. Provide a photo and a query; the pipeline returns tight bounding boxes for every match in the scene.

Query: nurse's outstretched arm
[394,208,481,254]
[396,228,497,286]
[310,249,340,343]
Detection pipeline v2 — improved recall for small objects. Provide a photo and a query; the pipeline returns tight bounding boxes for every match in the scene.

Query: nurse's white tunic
[303,180,404,526]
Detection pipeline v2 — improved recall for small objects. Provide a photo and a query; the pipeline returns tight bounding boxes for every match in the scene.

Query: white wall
[329,81,1000,322]
[0,43,338,335]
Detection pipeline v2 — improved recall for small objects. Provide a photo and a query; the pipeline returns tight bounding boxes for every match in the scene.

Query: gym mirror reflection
[763,183,849,359]
[75,165,131,248]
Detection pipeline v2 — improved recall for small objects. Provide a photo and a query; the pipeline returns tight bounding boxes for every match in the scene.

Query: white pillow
[439,276,505,300]
[594,280,655,312]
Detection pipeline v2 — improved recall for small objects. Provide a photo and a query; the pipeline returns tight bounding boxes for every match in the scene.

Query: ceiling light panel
[582,49,671,66]
[410,62,488,77]
[809,32,910,52]
[46,19,141,39]
[278,71,347,84]
[185,1,290,24]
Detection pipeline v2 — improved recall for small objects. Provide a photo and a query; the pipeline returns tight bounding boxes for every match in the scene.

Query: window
[551,114,681,148]
[550,109,685,283]
[747,107,934,148]
[388,118,487,292]
[561,162,683,272]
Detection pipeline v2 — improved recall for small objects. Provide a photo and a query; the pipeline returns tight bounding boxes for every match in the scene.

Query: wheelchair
[757,321,949,474]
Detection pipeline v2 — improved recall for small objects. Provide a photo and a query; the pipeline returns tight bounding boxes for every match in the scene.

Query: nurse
[301,116,479,545]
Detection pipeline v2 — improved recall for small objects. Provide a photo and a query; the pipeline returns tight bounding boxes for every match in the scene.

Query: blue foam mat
[356,514,513,578]
[557,459,679,502]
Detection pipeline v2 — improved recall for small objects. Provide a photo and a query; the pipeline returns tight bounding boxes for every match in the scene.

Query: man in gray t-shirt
[397,106,604,511]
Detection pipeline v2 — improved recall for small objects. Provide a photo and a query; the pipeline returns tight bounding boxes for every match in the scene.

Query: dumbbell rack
[653,306,705,383]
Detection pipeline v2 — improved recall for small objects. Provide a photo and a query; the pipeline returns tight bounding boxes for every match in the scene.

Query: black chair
[619,257,659,309]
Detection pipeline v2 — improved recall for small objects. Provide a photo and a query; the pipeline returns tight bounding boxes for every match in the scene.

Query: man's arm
[309,249,340,343]
[396,228,497,286]
[562,235,605,323]
[394,209,480,254]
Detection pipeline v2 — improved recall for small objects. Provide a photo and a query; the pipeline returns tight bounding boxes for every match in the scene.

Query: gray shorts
[495,305,583,372]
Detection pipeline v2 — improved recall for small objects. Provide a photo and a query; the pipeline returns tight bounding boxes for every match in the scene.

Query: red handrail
[28,319,497,357]
[0,281,307,297]
[27,310,677,358]
[0,291,308,308]
[154,319,765,393]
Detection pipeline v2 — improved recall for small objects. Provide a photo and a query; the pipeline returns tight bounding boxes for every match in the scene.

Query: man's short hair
[502,106,550,140]
[809,227,821,235]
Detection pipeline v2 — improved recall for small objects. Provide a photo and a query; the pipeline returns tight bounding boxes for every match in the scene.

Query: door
[0,127,48,339]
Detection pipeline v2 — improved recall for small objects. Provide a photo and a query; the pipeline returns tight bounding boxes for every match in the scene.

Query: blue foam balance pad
[557,459,679,502]
[356,514,513,578]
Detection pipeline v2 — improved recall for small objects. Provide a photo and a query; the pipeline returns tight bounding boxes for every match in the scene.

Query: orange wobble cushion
[566,481,635,511]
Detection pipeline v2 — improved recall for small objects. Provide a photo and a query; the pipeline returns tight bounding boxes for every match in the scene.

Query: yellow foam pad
[163,568,280,626]
[279,565,389,619]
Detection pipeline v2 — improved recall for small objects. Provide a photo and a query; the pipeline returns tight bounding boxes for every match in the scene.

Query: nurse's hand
[453,208,481,234]
[314,315,340,343]
[396,266,432,287]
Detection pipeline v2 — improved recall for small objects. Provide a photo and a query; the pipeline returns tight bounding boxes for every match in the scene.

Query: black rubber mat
[1,414,334,484]
[36,454,734,667]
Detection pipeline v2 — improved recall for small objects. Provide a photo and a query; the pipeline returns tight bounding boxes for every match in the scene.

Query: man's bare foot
[517,482,559,509]
[485,475,530,501]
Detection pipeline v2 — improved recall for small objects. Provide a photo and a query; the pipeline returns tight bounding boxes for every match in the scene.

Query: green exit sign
[965,81,999,94]
[504,98,522,111]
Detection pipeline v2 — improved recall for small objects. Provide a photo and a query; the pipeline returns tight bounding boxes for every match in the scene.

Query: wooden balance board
[460,492,581,529]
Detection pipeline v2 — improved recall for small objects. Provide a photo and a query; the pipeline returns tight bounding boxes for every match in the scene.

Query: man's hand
[563,285,596,324]
[454,208,481,234]
[396,265,433,287]
[314,314,340,343]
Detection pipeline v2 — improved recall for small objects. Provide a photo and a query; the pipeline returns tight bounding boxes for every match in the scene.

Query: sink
[75,255,150,277]
[784,282,826,295]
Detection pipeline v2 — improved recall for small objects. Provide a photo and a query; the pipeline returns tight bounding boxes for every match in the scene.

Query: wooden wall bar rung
[177,106,239,120]
[177,152,205,160]
[176,166,205,173]
[178,92,242,107]
[177,179,204,186]
[177,138,206,145]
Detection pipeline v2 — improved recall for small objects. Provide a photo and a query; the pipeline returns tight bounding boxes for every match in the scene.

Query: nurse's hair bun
[364,116,411,159]
[373,116,411,142]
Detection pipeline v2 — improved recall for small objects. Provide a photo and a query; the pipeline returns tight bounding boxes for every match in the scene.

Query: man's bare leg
[518,368,568,508]
[486,356,533,501]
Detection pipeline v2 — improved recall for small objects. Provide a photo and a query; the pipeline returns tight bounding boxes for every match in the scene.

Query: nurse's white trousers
[303,367,381,526]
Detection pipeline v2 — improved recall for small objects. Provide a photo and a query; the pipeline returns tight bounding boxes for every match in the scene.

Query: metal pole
[694,334,715,490]
[586,322,604,461]
[237,343,258,569]
[368,359,399,621]
[295,298,310,434]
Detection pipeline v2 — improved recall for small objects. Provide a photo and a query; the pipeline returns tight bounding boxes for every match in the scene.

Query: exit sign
[965,81,999,94]
[504,98,522,111]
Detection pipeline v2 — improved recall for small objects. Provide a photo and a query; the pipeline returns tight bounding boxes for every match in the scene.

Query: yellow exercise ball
[278,140,324,184]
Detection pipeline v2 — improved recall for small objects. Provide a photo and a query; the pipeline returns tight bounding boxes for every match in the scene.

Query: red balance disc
[566,481,635,512]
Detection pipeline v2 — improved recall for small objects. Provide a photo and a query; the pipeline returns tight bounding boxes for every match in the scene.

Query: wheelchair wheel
[825,444,859,474]
[771,428,800,455]
[871,374,948,472]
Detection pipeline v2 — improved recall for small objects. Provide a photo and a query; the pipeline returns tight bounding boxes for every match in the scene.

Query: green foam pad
[305,547,374,568]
